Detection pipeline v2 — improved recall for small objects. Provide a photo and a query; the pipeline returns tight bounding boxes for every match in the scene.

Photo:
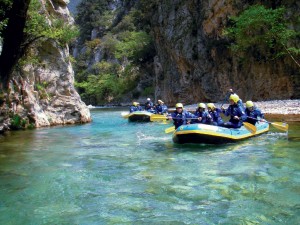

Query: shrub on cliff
[224,5,300,67]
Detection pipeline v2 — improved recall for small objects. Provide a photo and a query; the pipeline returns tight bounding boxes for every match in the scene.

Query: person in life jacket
[144,98,154,111]
[244,100,264,125]
[192,103,210,124]
[225,89,245,110]
[156,99,168,114]
[221,94,247,128]
[129,102,143,113]
[168,103,196,129]
[207,103,224,126]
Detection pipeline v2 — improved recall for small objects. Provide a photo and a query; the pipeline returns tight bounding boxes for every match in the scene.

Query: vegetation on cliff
[0,0,82,131]
[224,5,300,68]
[0,0,79,89]
[73,0,155,105]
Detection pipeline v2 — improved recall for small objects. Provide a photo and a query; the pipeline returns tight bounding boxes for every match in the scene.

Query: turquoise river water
[0,108,299,224]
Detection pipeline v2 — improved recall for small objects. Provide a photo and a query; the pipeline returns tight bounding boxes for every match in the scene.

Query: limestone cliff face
[0,0,91,132]
[150,0,300,105]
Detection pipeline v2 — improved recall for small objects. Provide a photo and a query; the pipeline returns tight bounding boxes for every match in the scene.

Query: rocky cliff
[150,0,300,105]
[0,0,91,133]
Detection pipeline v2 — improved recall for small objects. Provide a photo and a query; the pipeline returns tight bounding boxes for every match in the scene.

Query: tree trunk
[0,0,31,89]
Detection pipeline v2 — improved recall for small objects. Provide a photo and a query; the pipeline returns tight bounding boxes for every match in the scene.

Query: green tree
[115,31,154,62]
[224,5,300,67]
[75,0,111,42]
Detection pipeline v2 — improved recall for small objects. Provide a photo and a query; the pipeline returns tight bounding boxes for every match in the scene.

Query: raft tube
[172,122,269,144]
[127,111,153,122]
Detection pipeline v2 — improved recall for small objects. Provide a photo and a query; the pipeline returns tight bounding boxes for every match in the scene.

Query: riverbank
[250,99,300,122]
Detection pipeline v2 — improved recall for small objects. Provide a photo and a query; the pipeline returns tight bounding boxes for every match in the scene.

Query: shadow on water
[147,139,244,154]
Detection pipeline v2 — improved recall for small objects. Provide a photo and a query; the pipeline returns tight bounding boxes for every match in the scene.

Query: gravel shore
[249,99,300,121]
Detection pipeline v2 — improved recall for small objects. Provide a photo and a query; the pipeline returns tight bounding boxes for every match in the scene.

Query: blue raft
[172,122,269,144]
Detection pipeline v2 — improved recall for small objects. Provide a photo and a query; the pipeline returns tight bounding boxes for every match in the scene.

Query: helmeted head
[133,102,139,106]
[158,100,164,104]
[229,94,240,104]
[198,103,206,110]
[175,103,183,108]
[147,98,150,101]
[207,103,215,111]
[246,101,254,109]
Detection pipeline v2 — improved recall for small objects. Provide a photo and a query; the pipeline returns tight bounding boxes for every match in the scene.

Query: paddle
[269,122,289,132]
[247,117,288,132]
[150,114,200,122]
[165,126,175,133]
[242,122,256,134]
[121,112,130,118]
[221,91,232,107]
[150,114,168,121]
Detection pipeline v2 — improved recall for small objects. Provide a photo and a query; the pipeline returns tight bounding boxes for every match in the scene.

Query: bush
[25,0,79,46]
[85,38,101,49]
[115,31,154,62]
[10,114,26,130]
[224,5,299,62]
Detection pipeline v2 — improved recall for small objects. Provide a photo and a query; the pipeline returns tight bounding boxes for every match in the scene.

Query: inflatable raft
[172,122,269,144]
[123,111,153,122]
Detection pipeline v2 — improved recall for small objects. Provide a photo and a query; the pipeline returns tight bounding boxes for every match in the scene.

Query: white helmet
[147,98,150,101]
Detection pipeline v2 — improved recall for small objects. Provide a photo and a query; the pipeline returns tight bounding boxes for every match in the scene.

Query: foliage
[75,63,139,103]
[142,86,154,96]
[115,31,154,62]
[75,0,111,41]
[48,19,79,45]
[0,0,12,36]
[101,33,119,53]
[95,11,115,29]
[224,5,299,61]
[112,14,136,33]
[25,0,79,46]
[91,61,119,74]
[10,114,27,130]
[74,0,157,104]
[35,81,50,100]
[85,38,101,49]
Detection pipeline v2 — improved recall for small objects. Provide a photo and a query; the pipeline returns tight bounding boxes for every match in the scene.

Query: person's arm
[223,107,230,116]
[238,107,247,121]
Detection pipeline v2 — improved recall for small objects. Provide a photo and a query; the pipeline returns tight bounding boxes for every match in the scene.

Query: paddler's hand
[233,116,239,120]
[198,117,202,121]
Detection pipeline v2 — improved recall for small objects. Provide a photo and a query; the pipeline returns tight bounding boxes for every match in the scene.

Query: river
[0,108,299,224]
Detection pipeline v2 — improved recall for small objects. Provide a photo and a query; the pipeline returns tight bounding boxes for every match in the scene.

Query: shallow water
[0,108,299,224]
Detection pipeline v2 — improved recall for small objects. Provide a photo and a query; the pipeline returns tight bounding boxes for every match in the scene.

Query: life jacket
[145,101,154,110]
[171,110,195,129]
[129,105,142,113]
[208,108,224,125]
[224,104,246,125]
[193,110,209,124]
[156,104,168,114]
[245,107,264,125]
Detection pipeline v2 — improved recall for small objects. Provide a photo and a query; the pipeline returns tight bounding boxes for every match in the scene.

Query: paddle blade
[243,122,257,134]
[165,126,175,133]
[121,112,130,118]
[150,114,167,122]
[271,122,289,132]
